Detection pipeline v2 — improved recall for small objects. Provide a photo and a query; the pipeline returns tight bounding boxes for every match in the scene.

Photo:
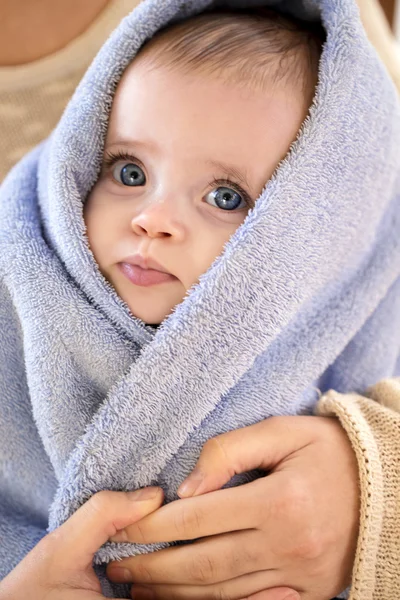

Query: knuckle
[131,518,148,544]
[277,476,311,520]
[165,592,184,600]
[276,477,324,561]
[188,552,216,583]
[238,545,261,572]
[202,436,236,479]
[213,585,231,600]
[86,491,119,538]
[174,504,202,537]
[203,436,229,463]
[224,540,259,577]
[288,527,324,561]
[89,490,115,515]
[134,559,154,584]
[202,437,223,459]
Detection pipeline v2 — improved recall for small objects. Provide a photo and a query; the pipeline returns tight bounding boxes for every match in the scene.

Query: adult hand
[0,487,163,599]
[106,416,360,600]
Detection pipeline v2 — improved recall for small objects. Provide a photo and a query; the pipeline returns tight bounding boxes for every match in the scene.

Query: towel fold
[0,0,399,597]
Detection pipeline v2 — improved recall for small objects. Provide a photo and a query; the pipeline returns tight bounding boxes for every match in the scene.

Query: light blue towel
[0,0,399,597]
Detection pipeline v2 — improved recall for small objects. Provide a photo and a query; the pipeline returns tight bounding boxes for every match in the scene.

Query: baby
[84,8,324,326]
[2,3,399,599]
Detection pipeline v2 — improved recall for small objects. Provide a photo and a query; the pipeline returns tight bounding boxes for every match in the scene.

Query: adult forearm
[0,0,109,65]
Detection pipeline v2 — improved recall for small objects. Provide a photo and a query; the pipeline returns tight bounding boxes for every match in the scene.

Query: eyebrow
[105,138,156,151]
[105,140,252,190]
[206,160,251,190]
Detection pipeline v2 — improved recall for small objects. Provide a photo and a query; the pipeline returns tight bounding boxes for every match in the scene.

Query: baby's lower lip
[118,262,177,287]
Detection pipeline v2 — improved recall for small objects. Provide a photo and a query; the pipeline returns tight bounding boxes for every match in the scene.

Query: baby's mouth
[118,262,177,287]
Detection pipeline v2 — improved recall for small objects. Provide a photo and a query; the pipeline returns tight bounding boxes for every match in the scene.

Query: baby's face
[84,59,308,325]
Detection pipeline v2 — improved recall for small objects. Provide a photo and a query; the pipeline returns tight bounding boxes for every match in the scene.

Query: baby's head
[84,8,324,325]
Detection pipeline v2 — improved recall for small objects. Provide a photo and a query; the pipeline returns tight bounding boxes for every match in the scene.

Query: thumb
[178,416,308,497]
[57,487,163,571]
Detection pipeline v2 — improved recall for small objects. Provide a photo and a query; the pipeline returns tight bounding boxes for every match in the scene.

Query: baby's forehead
[104,43,309,202]
[126,8,323,98]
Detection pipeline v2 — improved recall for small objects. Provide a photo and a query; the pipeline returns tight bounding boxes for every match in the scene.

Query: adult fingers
[0,488,164,600]
[109,474,282,545]
[129,570,298,600]
[177,417,315,498]
[242,589,300,600]
[108,529,280,585]
[53,487,163,571]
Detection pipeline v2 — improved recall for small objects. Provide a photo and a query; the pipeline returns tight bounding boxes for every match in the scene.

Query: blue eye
[113,162,146,186]
[205,186,246,211]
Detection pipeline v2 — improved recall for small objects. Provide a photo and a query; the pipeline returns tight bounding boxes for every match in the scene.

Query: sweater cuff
[315,378,400,600]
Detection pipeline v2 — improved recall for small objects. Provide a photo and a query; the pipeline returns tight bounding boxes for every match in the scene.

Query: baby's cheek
[83,191,105,259]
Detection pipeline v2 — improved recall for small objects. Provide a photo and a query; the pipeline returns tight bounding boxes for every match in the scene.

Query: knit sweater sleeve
[315,378,400,600]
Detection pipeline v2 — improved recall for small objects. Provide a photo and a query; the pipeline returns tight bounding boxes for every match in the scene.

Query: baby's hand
[0,487,163,599]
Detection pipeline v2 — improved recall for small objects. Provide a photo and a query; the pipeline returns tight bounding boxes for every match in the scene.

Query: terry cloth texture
[0,0,399,597]
[317,378,400,600]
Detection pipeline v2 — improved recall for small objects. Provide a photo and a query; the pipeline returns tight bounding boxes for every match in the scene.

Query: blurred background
[381,0,399,31]
[0,0,399,183]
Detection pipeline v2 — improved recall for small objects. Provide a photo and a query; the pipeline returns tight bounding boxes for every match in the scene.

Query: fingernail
[133,586,155,599]
[282,594,300,600]
[107,567,132,582]
[177,469,204,497]
[127,487,160,501]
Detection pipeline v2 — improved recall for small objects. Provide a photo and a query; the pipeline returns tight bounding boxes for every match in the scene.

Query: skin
[105,417,360,600]
[0,418,359,600]
[0,417,359,600]
[0,488,165,599]
[1,4,398,597]
[0,33,360,600]
[83,54,361,600]
[84,58,309,325]
[0,0,110,65]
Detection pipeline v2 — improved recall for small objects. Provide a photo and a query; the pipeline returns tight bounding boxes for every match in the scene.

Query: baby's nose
[131,219,171,238]
[130,200,185,240]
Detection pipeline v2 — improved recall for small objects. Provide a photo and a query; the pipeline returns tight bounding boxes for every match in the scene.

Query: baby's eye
[205,186,247,211]
[112,162,146,187]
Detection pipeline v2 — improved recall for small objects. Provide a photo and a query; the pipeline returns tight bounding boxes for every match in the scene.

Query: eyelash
[102,150,253,208]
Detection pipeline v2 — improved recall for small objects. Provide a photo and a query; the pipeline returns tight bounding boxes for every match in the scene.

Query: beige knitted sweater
[0,0,399,598]
[317,380,400,599]
[317,7,400,599]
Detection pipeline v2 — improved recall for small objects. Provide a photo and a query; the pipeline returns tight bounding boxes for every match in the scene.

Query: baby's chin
[131,305,176,326]
[124,288,187,326]
[106,266,187,325]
